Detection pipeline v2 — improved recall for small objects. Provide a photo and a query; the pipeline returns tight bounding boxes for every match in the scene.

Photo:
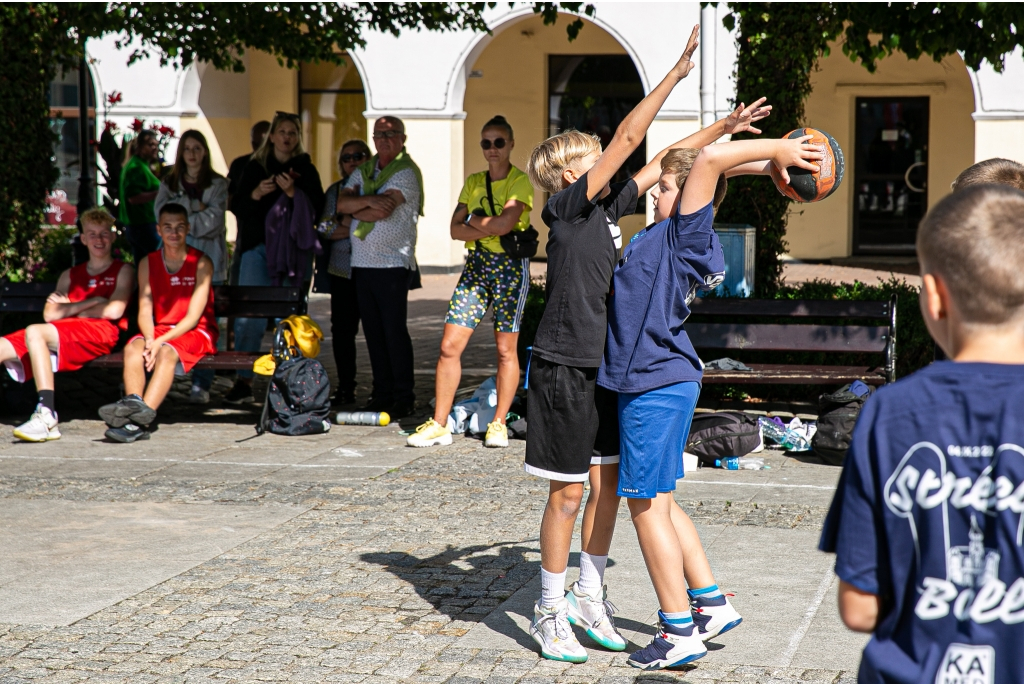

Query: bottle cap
[715,459,722,468]
[379,412,391,426]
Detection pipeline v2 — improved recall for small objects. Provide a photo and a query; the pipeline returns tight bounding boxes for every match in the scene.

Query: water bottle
[334,411,390,426]
[714,456,766,470]
[782,429,812,451]
[759,417,787,445]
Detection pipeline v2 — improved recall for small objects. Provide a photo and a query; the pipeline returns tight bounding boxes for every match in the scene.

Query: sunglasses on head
[340,151,368,163]
[275,111,300,121]
[480,138,507,150]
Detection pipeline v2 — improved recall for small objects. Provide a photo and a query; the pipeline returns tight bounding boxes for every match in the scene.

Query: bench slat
[689,323,888,353]
[690,298,889,319]
[86,351,263,370]
[703,364,885,385]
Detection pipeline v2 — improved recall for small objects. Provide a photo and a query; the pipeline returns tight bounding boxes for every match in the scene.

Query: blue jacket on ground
[597,201,725,394]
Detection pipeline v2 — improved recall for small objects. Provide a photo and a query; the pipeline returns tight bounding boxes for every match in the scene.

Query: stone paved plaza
[0,273,879,684]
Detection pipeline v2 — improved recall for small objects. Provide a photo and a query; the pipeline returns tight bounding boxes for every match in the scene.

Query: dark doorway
[853,97,929,254]
[548,54,646,213]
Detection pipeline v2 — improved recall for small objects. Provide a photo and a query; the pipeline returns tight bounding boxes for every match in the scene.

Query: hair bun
[483,115,513,139]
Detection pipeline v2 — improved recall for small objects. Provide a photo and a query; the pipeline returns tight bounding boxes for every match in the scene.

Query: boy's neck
[86,254,114,274]
[952,326,1024,364]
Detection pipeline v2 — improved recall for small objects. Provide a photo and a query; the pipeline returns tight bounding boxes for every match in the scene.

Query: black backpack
[685,412,762,466]
[812,383,874,466]
[257,324,332,436]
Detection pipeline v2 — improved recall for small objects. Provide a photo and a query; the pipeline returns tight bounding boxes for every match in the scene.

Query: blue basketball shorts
[617,381,701,499]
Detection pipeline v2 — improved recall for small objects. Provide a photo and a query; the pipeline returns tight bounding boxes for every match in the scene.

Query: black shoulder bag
[486,171,539,259]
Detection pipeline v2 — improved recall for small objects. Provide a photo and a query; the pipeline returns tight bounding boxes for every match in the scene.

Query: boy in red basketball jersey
[99,203,217,442]
[1,208,135,442]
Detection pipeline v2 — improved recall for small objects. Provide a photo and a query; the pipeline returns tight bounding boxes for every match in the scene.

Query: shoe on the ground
[627,619,707,670]
[407,418,452,448]
[691,593,742,641]
[389,400,416,420]
[361,396,393,413]
[223,380,255,405]
[99,396,156,428]
[189,384,210,405]
[104,422,151,443]
[332,391,356,407]
[13,405,60,442]
[531,598,588,663]
[484,421,509,448]
[565,582,627,651]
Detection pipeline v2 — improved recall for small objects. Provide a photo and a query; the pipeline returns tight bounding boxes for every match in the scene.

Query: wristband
[463,213,474,226]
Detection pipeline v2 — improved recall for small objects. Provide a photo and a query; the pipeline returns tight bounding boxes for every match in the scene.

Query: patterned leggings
[445,249,529,333]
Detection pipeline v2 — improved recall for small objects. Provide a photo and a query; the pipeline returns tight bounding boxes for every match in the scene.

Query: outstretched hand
[773,135,823,184]
[724,98,773,136]
[671,25,700,80]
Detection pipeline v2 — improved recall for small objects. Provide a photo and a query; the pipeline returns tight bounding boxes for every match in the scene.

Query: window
[549,54,646,212]
[299,59,367,186]
[47,67,96,225]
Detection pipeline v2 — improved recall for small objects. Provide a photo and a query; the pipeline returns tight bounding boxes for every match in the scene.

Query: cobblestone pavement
[0,271,870,683]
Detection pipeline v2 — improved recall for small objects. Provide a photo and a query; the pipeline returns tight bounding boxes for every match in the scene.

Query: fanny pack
[485,171,539,259]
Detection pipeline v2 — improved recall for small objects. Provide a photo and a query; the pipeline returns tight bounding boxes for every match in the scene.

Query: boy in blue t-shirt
[820,184,1024,684]
[598,135,825,669]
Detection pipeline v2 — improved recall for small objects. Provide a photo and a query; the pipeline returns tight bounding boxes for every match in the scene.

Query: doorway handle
[904,161,926,192]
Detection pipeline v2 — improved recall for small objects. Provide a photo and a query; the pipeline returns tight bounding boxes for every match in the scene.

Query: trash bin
[712,223,756,297]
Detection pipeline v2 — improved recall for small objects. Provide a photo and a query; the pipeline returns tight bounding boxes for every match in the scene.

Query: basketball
[770,128,845,203]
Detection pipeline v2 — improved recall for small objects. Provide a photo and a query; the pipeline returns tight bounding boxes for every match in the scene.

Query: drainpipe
[700,4,717,129]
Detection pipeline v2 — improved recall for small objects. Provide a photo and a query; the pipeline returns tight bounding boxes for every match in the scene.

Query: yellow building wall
[786,45,975,259]
[463,15,631,257]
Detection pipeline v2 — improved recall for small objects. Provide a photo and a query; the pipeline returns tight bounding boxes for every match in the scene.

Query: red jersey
[147,247,218,343]
[67,260,129,330]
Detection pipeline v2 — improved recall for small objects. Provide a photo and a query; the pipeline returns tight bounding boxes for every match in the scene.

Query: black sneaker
[362,396,393,413]
[389,400,416,420]
[99,396,156,428]
[332,391,356,407]
[224,380,255,405]
[105,422,151,443]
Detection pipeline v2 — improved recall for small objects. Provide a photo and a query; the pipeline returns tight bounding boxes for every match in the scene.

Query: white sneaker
[531,598,588,663]
[691,593,743,641]
[13,405,60,442]
[406,418,453,447]
[565,582,627,651]
[627,618,707,670]
[484,421,509,448]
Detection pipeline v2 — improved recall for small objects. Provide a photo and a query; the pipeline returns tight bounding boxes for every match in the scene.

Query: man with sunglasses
[335,116,424,419]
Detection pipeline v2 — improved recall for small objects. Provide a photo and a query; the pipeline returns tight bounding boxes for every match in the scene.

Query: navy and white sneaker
[627,617,707,670]
[691,593,743,641]
[99,395,156,428]
[105,422,151,443]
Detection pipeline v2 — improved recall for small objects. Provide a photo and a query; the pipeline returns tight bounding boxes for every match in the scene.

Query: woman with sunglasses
[408,115,534,449]
[316,139,371,406]
[226,111,325,404]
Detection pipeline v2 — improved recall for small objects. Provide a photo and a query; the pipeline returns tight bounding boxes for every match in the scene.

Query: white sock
[577,552,608,597]
[540,568,567,607]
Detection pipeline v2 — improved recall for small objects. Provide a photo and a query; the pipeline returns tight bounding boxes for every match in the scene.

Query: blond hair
[952,158,1024,193]
[527,130,602,196]
[661,148,728,212]
[253,111,306,169]
[79,207,116,230]
[917,184,1024,325]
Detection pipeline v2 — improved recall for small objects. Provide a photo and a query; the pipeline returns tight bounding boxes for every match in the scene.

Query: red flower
[106,91,123,105]
[103,120,119,133]
[158,125,175,137]
[130,118,145,132]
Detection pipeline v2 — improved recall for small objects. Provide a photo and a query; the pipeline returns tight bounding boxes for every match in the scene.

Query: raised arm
[631,98,772,194]
[680,137,822,215]
[583,25,700,201]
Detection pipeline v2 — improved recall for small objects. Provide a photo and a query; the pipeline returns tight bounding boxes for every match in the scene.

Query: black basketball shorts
[524,356,620,482]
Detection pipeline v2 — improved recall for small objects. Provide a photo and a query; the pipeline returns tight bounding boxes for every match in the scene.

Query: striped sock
[659,609,694,626]
[687,584,723,600]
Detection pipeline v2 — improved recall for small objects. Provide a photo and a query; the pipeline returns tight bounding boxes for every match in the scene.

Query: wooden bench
[0,281,306,371]
[687,296,897,385]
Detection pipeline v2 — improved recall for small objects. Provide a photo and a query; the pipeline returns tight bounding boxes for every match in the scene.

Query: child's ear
[921,273,948,323]
[562,166,579,185]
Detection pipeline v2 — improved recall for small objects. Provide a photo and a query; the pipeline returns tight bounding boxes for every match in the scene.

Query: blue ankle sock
[687,584,723,600]
[658,609,693,626]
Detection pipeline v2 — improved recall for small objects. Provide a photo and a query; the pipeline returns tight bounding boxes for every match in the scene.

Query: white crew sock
[540,568,568,607]
[577,552,608,597]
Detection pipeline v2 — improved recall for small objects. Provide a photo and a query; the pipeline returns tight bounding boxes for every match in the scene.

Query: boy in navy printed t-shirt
[820,184,1024,684]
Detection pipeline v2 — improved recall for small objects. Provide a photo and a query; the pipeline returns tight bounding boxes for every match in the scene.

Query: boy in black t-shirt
[522,24,773,663]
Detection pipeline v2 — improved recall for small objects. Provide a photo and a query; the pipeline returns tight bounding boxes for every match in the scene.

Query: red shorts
[129,325,216,374]
[2,318,120,383]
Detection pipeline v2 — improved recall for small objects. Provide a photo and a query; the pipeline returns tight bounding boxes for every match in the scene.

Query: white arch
[444,7,651,116]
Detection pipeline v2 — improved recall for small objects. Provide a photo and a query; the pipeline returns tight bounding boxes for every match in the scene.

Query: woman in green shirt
[119,129,162,263]
[408,115,534,450]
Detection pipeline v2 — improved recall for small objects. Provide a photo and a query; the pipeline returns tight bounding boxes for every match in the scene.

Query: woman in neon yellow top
[408,115,534,449]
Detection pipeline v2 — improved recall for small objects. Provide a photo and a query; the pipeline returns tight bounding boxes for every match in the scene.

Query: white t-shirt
[343,166,421,270]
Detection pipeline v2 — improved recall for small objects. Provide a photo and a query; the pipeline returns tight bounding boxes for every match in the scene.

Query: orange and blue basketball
[770,128,845,203]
